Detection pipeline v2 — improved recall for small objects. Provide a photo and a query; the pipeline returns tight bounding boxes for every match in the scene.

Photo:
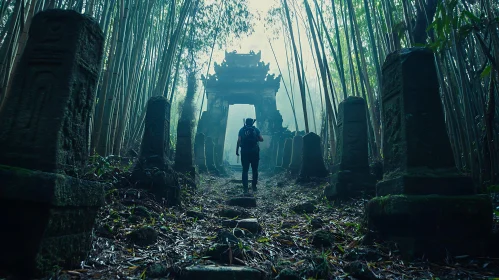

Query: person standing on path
[236,118,264,193]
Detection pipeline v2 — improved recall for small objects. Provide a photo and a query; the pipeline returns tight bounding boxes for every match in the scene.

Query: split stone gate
[198,51,283,169]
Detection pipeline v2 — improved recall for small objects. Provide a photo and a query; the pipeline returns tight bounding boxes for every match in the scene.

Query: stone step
[181,265,262,280]
[227,197,257,208]
[222,218,262,234]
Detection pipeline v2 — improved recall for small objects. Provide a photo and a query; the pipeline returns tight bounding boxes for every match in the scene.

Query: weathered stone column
[324,97,375,199]
[174,119,195,177]
[288,135,303,174]
[131,96,179,205]
[275,135,286,167]
[205,136,219,175]
[0,10,105,277]
[299,132,328,179]
[197,96,229,175]
[281,138,293,169]
[194,133,207,173]
[366,48,492,260]
[136,96,170,170]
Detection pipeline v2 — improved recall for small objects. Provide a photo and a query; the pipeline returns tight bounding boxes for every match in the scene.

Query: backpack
[241,126,258,149]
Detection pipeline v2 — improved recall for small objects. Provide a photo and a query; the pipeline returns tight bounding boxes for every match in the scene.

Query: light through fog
[223,104,257,165]
[195,0,324,144]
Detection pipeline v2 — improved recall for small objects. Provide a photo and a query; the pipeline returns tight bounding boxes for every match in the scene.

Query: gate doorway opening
[223,104,256,165]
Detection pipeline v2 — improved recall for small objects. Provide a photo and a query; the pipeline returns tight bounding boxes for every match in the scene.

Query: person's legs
[241,153,250,193]
[251,152,259,191]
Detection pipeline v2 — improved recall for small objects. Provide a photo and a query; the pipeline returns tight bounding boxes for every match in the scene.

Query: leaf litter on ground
[32,162,499,280]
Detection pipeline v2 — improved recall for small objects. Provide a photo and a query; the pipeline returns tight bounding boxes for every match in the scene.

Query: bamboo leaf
[480,65,492,79]
[462,11,480,24]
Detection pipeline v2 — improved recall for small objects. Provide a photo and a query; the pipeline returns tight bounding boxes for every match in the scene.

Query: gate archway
[198,51,283,170]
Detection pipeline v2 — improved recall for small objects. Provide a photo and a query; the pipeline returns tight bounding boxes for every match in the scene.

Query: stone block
[376,173,475,196]
[379,48,460,194]
[334,97,369,172]
[222,218,262,234]
[0,10,105,277]
[365,48,494,260]
[0,9,104,175]
[282,138,292,169]
[175,119,195,174]
[299,132,328,178]
[288,135,303,174]
[326,97,374,199]
[366,194,492,259]
[130,165,180,205]
[181,265,262,280]
[0,165,104,276]
[325,170,376,199]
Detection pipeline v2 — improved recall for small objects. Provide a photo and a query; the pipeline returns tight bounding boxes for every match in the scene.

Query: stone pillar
[137,96,170,170]
[299,132,328,179]
[275,135,286,167]
[205,136,219,175]
[366,48,492,260]
[324,97,375,199]
[255,99,284,170]
[197,96,229,174]
[0,10,105,277]
[194,133,207,173]
[174,119,195,176]
[281,138,293,169]
[289,135,303,175]
[131,96,179,205]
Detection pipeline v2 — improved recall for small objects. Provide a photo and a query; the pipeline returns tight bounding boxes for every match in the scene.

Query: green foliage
[189,0,254,55]
[486,185,499,193]
[426,0,486,53]
[85,153,133,182]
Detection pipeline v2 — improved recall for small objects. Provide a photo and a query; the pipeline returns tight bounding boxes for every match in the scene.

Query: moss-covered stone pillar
[325,97,375,199]
[131,96,180,205]
[281,138,293,169]
[366,48,492,260]
[194,133,207,173]
[299,132,328,180]
[0,10,105,277]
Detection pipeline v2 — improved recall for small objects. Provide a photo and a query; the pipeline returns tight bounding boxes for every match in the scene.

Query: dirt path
[48,170,499,279]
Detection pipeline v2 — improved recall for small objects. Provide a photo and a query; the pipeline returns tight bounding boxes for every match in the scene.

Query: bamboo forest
[0,0,498,279]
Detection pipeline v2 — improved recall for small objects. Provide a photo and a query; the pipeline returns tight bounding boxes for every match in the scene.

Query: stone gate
[198,51,283,169]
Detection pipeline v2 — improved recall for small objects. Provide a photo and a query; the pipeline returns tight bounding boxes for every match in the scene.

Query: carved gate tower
[198,51,283,169]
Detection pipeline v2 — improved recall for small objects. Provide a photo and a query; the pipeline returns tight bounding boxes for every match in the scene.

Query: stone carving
[289,135,303,174]
[194,133,207,173]
[299,132,328,179]
[0,10,105,277]
[366,48,492,260]
[325,97,375,199]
